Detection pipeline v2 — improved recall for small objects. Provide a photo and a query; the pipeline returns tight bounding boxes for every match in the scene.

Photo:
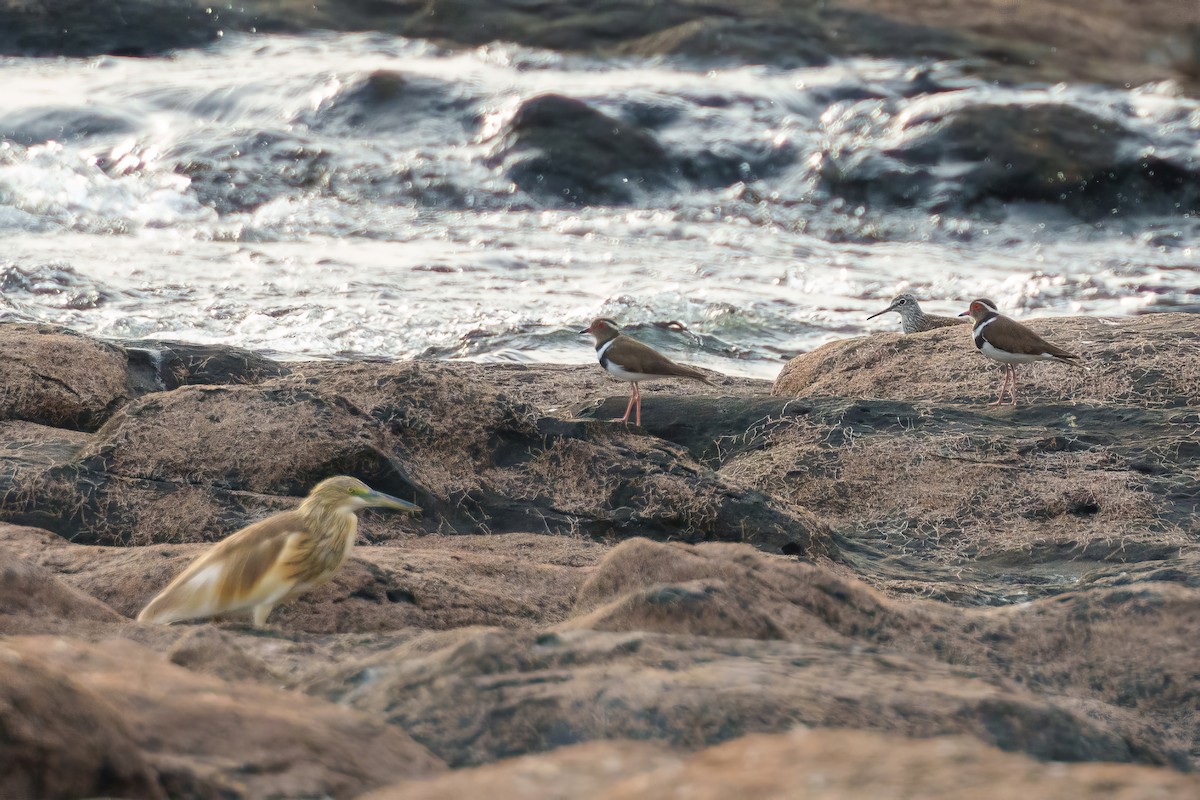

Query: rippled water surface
[1,34,1197,377]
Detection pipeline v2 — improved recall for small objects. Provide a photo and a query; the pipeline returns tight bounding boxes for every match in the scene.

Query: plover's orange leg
[633,382,642,427]
[1007,366,1020,406]
[989,367,1010,405]
[617,387,636,423]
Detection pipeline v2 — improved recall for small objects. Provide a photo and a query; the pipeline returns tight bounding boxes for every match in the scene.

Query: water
[0,33,1197,378]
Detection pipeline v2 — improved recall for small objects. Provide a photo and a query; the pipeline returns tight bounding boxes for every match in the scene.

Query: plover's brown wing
[607,335,713,383]
[989,316,1082,363]
[137,512,304,624]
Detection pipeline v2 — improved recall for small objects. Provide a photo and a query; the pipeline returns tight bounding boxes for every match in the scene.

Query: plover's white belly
[980,341,1047,365]
[603,361,657,383]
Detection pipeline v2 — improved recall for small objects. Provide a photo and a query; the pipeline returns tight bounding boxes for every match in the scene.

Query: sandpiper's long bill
[868,293,967,334]
[581,318,712,426]
[959,298,1083,406]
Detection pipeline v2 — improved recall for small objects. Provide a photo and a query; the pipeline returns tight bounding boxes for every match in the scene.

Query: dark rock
[0,0,223,57]
[123,339,290,394]
[821,103,1200,218]
[302,69,479,135]
[577,395,808,465]
[0,106,139,146]
[173,130,333,214]
[612,17,835,67]
[490,94,674,206]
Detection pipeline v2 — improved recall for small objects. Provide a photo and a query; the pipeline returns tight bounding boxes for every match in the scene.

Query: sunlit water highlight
[0,33,1197,378]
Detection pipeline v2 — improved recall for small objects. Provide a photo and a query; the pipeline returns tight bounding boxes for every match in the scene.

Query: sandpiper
[868,293,967,333]
[581,317,712,426]
[959,298,1083,406]
[138,476,419,626]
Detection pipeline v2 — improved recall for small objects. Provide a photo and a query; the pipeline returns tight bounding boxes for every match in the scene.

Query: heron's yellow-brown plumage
[137,476,419,626]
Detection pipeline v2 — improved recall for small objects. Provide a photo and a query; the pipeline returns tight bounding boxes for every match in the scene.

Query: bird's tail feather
[669,363,713,384]
[137,566,226,625]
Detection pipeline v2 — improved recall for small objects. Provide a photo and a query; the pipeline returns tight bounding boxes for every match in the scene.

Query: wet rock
[303,69,479,135]
[365,729,1200,800]
[123,339,289,394]
[0,644,164,800]
[1,0,1194,94]
[0,323,128,431]
[613,16,835,66]
[0,106,139,146]
[0,0,222,57]
[490,94,674,206]
[821,102,1200,218]
[174,130,333,213]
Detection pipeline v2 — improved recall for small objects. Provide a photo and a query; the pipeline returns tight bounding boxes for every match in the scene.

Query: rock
[1,353,830,553]
[0,106,138,146]
[366,729,1200,800]
[820,102,1200,217]
[360,740,681,800]
[0,0,223,57]
[0,643,164,800]
[166,627,280,683]
[614,17,834,66]
[302,623,1163,769]
[5,635,445,799]
[174,130,334,214]
[773,313,1200,408]
[0,551,123,634]
[303,69,479,135]
[0,324,128,431]
[0,523,605,633]
[78,384,413,498]
[123,339,290,394]
[300,538,1195,768]
[490,94,674,206]
[565,538,898,644]
[759,313,1200,573]
[1,0,1194,94]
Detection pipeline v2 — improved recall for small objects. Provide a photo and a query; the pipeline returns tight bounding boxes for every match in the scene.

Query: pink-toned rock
[0,643,163,800]
[367,729,1200,800]
[5,635,445,799]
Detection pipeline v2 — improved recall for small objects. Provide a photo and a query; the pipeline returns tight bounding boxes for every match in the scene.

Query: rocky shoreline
[1,316,1198,797]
